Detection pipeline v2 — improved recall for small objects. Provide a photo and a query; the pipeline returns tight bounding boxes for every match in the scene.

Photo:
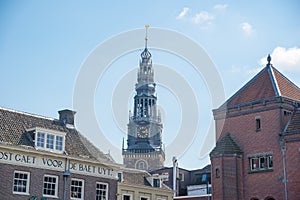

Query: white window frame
[46,134,55,149]
[13,171,30,195]
[140,196,150,200]
[43,174,58,198]
[29,127,66,153]
[96,182,108,200]
[70,178,84,200]
[36,132,45,148]
[55,135,64,151]
[249,154,273,172]
[267,155,273,169]
[122,194,132,200]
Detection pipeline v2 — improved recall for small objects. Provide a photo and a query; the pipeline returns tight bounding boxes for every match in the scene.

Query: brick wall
[0,163,117,200]
[284,135,300,200]
[212,102,294,199]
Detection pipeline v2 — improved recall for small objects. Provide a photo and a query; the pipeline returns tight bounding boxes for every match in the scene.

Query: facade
[210,55,300,200]
[150,165,211,199]
[117,168,173,200]
[122,28,165,171]
[0,107,121,200]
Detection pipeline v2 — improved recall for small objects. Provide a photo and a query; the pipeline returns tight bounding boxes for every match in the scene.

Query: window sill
[13,192,30,195]
[43,194,58,198]
[248,168,273,174]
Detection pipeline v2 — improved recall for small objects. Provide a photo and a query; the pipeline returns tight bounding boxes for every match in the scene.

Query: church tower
[122,26,165,171]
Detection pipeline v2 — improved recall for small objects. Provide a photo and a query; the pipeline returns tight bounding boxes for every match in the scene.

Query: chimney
[58,109,76,125]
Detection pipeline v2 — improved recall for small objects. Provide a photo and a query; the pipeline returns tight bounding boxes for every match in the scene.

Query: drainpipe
[280,137,288,200]
[172,156,178,197]
[63,159,71,200]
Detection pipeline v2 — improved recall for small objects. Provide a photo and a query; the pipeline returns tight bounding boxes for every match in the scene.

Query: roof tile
[0,107,115,164]
[224,63,300,107]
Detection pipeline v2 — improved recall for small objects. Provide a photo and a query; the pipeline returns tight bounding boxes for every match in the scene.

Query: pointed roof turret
[210,133,243,157]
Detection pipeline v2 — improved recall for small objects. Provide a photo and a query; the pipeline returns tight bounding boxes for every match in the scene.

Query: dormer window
[29,127,66,153]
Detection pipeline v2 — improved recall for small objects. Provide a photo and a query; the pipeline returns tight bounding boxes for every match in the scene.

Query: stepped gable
[210,132,243,157]
[224,55,300,108]
[0,107,115,164]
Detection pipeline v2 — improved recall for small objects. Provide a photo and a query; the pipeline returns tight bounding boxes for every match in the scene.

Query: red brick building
[210,55,300,200]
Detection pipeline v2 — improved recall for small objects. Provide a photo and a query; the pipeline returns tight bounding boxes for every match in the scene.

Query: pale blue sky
[1,1,300,169]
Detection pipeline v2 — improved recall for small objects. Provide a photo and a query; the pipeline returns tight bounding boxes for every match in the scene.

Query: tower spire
[141,25,151,59]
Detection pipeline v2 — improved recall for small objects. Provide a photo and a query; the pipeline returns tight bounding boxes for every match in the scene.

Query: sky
[1,1,300,169]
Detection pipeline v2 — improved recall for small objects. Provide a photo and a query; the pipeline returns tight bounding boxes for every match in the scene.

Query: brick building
[0,107,121,200]
[210,55,300,200]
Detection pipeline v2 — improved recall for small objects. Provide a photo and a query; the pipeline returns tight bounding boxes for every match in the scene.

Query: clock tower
[122,26,165,171]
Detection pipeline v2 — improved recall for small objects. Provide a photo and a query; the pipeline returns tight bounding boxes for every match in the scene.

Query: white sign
[0,150,117,179]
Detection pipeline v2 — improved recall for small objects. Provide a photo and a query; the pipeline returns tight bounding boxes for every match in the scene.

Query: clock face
[137,126,148,138]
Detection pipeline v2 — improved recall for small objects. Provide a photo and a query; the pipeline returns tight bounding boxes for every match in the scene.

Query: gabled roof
[224,56,300,108]
[122,169,152,186]
[210,133,243,157]
[0,107,115,164]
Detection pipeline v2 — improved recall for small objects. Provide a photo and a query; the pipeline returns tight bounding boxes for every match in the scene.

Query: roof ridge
[0,106,55,121]
[271,65,300,91]
[268,65,281,96]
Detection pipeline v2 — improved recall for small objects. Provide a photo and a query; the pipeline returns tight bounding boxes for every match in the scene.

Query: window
[117,172,123,182]
[179,173,184,181]
[32,128,66,153]
[43,175,58,197]
[141,197,149,200]
[153,178,160,188]
[46,134,54,149]
[267,155,273,169]
[123,194,131,200]
[136,160,147,170]
[249,154,273,172]
[37,132,45,148]
[13,171,30,194]
[71,179,84,199]
[215,167,220,178]
[56,136,63,151]
[202,174,207,182]
[96,182,108,200]
[255,117,261,131]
